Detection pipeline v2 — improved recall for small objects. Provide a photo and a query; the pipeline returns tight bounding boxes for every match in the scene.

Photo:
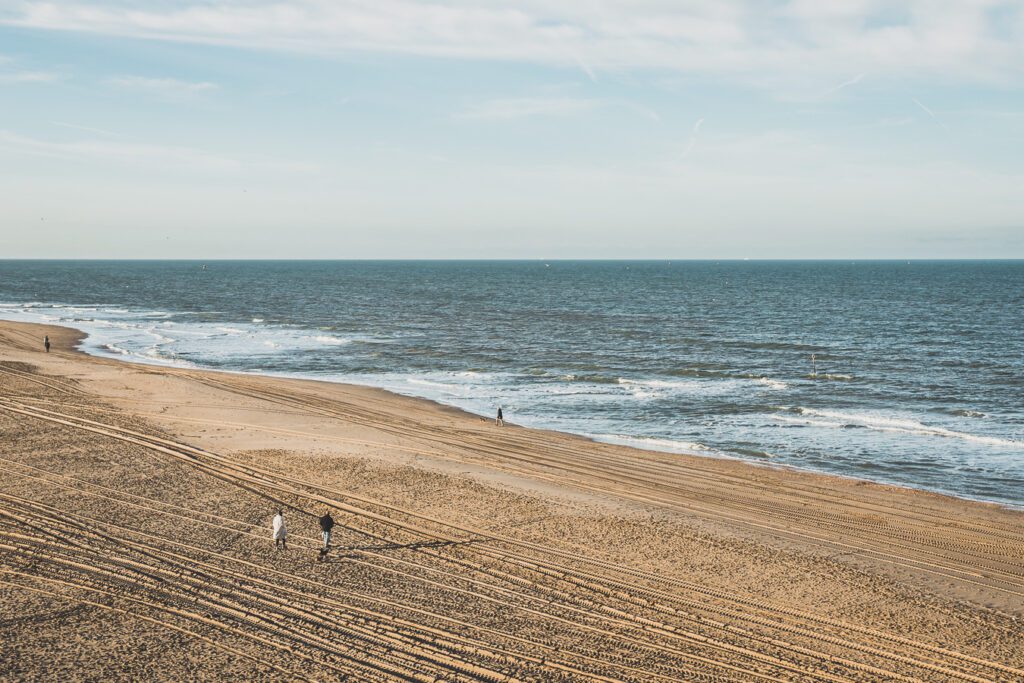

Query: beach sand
[1,319,1022,681]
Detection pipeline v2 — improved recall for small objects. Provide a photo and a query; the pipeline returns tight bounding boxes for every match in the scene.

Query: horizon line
[2,258,1024,263]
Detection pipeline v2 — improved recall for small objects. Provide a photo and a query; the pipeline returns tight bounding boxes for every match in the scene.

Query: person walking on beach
[272,509,287,550]
[319,510,334,550]
[43,335,50,353]
[496,406,504,427]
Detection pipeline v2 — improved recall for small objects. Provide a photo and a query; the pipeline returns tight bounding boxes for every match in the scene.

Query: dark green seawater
[2,260,1022,506]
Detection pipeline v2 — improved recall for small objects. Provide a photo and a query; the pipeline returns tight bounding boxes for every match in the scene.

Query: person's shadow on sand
[321,538,482,562]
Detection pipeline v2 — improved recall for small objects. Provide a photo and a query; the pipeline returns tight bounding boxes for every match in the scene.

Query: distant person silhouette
[43,335,50,353]
[496,406,504,427]
[319,511,334,550]
[272,509,287,550]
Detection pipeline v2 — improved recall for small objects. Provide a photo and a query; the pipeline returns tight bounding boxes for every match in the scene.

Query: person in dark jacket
[319,511,334,550]
[43,335,50,353]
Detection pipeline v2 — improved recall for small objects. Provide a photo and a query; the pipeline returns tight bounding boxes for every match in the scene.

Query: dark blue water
[2,260,1022,506]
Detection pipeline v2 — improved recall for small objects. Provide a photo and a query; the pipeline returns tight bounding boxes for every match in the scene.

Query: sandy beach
[1,318,1022,682]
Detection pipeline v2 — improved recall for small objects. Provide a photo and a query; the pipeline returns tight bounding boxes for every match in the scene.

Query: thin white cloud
[621,101,661,122]
[1,129,319,175]
[942,108,1024,119]
[573,54,597,83]
[458,96,659,121]
[873,116,915,128]
[0,129,240,170]
[458,97,600,120]
[105,75,218,99]
[912,97,950,131]
[912,97,936,118]
[0,129,317,174]
[0,70,60,83]
[681,117,705,158]
[50,120,121,137]
[2,1,1021,87]
[824,73,865,94]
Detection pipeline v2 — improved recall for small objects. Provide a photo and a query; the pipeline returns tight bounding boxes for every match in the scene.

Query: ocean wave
[312,335,351,346]
[251,318,265,323]
[561,374,619,384]
[87,319,142,330]
[779,408,1023,449]
[407,378,465,393]
[539,384,615,396]
[452,370,505,383]
[950,409,988,419]
[617,375,787,395]
[772,415,848,429]
[102,343,131,356]
[143,328,176,344]
[590,434,714,455]
[808,373,854,381]
[730,447,778,459]
[618,378,690,389]
[721,339,823,352]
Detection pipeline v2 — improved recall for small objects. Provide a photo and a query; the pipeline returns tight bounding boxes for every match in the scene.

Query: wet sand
[1,319,1022,682]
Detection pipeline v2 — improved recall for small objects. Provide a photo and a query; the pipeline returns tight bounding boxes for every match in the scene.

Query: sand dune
[1,320,1022,682]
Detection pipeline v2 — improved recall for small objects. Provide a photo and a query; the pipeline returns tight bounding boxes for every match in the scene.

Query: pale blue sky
[1,1,1022,258]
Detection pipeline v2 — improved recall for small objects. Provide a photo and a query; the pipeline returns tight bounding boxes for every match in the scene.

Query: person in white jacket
[272,509,287,550]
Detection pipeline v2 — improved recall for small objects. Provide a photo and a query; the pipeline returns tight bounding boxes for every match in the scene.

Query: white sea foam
[616,375,786,398]
[143,328,176,343]
[618,378,691,389]
[407,378,465,393]
[779,408,1023,449]
[772,414,849,429]
[589,434,716,455]
[616,378,710,399]
[102,343,131,356]
[1,295,1020,508]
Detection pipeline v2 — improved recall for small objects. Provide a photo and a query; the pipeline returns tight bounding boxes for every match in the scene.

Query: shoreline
[4,317,1023,538]
[10,314,1021,513]
[3,316,1024,679]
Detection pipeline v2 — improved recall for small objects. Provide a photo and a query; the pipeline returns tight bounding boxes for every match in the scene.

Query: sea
[1,260,1022,507]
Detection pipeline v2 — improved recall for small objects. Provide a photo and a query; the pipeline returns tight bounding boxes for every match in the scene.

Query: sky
[0,0,1023,259]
